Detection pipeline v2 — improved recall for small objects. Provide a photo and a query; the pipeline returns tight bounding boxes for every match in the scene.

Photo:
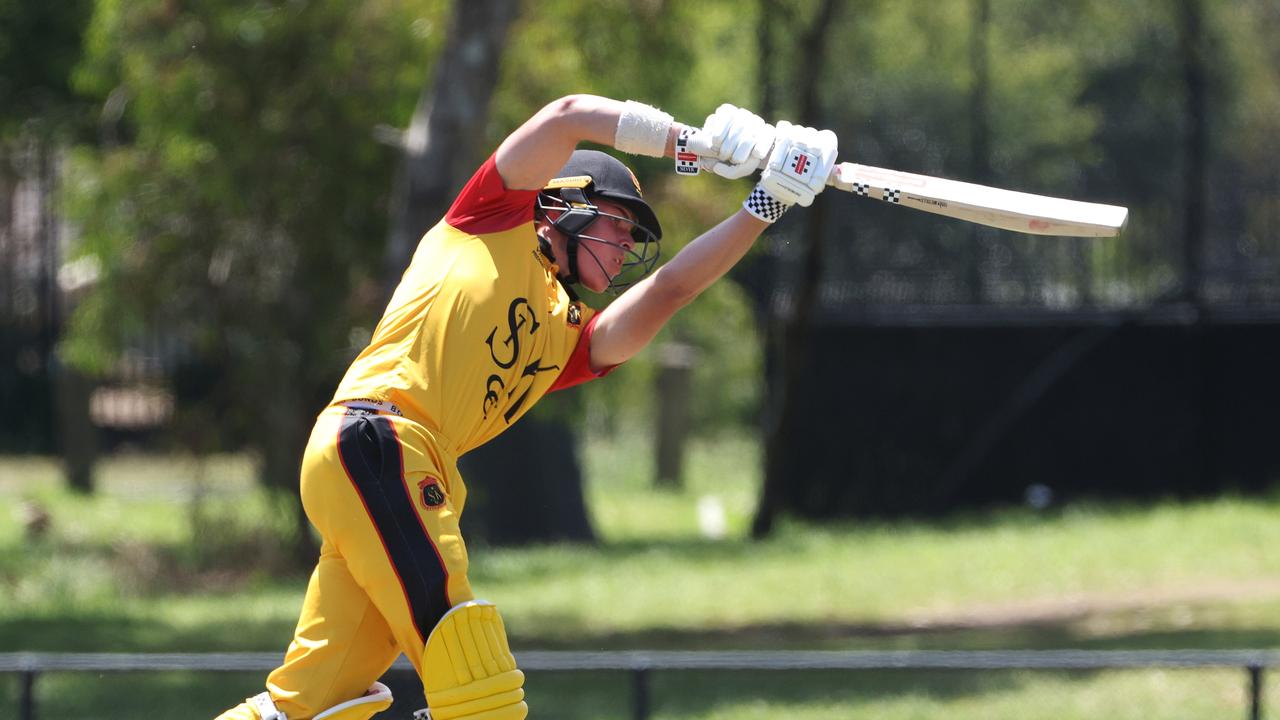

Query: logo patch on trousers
[418,478,446,508]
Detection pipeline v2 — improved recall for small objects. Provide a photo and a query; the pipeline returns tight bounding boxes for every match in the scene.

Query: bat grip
[683,128,846,186]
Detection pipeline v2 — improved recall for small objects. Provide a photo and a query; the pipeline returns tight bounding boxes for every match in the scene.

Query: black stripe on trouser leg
[338,412,451,643]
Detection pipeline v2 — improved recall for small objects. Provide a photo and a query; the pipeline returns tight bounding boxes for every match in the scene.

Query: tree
[0,0,96,489]
[64,0,441,562]
[751,0,843,539]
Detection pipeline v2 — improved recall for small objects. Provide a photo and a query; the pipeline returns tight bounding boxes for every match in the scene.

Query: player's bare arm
[496,94,683,191]
[589,209,767,369]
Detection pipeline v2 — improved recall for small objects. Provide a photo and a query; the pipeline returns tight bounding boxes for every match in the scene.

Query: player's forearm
[496,94,686,190]
[589,209,766,369]
[650,209,767,306]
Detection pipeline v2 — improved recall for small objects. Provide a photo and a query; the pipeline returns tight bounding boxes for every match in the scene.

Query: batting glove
[759,121,838,207]
[686,104,775,180]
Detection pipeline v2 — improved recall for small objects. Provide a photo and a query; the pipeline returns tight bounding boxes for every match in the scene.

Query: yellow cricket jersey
[331,155,613,456]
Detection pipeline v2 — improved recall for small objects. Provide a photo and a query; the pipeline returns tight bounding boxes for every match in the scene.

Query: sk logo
[418,478,446,508]
[567,303,582,326]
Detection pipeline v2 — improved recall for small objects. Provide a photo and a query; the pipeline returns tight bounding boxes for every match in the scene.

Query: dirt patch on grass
[513,578,1280,650]
[902,577,1280,631]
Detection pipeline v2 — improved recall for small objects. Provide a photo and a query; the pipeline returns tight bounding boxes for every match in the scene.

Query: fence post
[1248,665,1263,720]
[21,669,36,720]
[631,667,650,720]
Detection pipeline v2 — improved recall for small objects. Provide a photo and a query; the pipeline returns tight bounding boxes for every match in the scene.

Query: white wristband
[614,100,674,158]
[743,184,790,223]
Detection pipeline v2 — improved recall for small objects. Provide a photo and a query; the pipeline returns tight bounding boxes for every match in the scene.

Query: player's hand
[688,104,775,180]
[759,121,838,207]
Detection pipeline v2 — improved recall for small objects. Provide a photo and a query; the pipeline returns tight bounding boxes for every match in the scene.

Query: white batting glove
[759,121,838,207]
[686,104,775,180]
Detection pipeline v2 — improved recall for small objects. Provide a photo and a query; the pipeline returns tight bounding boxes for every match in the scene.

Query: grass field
[2,432,1280,718]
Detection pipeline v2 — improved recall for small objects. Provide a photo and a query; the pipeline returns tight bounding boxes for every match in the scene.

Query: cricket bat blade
[829,163,1128,238]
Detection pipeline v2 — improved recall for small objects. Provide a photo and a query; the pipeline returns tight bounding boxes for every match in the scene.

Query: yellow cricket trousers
[256,404,475,718]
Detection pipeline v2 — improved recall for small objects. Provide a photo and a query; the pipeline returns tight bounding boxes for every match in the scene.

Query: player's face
[575,198,638,293]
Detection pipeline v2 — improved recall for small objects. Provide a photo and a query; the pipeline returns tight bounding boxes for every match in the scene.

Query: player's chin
[581,273,611,294]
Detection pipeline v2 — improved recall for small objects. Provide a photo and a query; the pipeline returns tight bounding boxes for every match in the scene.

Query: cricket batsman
[215,95,837,720]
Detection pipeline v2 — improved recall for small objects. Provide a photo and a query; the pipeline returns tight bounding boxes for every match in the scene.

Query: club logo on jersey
[567,302,582,327]
[482,297,561,423]
[418,477,446,508]
[485,298,541,369]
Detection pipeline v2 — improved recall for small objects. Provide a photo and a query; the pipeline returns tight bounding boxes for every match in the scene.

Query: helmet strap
[542,187,601,289]
[563,234,582,287]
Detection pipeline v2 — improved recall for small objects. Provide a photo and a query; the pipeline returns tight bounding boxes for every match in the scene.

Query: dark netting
[760,4,1280,325]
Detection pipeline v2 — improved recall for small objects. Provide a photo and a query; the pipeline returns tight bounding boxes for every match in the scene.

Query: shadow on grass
[0,670,267,720]
[508,615,1280,652]
[8,583,1277,656]
[0,614,297,653]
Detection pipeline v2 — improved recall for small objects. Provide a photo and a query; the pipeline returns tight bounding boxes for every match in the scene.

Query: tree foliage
[0,0,94,137]
[61,1,445,552]
[63,0,443,420]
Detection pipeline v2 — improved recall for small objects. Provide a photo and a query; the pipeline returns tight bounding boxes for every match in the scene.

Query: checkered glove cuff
[743,184,791,223]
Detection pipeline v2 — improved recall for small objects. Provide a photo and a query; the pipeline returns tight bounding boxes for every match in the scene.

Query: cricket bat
[684,134,1128,237]
[826,163,1128,238]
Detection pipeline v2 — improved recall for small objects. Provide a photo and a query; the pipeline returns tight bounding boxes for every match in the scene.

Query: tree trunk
[255,349,317,567]
[1179,0,1207,308]
[54,358,97,493]
[1179,0,1214,496]
[967,0,991,304]
[382,0,523,294]
[752,0,842,539]
[458,408,595,546]
[31,137,99,493]
[653,342,696,490]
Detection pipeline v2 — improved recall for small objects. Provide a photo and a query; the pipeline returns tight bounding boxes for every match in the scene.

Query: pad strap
[313,682,394,720]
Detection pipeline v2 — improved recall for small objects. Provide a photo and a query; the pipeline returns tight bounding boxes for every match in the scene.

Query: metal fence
[3,650,1278,720]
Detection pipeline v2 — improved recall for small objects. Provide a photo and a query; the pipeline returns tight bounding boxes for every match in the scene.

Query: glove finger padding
[759,120,838,207]
[689,104,776,180]
[422,601,527,720]
[726,110,764,166]
[689,104,736,159]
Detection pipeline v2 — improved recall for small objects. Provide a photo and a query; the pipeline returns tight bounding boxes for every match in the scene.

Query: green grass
[2,435,1280,718]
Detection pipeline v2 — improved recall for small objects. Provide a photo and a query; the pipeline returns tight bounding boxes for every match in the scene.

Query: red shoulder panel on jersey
[548,313,619,393]
[444,153,540,235]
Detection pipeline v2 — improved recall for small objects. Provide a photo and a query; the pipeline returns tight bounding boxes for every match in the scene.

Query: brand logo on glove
[418,477,446,508]
[786,149,814,180]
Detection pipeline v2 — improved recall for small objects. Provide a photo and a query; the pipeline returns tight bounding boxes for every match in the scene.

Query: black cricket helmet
[538,150,662,292]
